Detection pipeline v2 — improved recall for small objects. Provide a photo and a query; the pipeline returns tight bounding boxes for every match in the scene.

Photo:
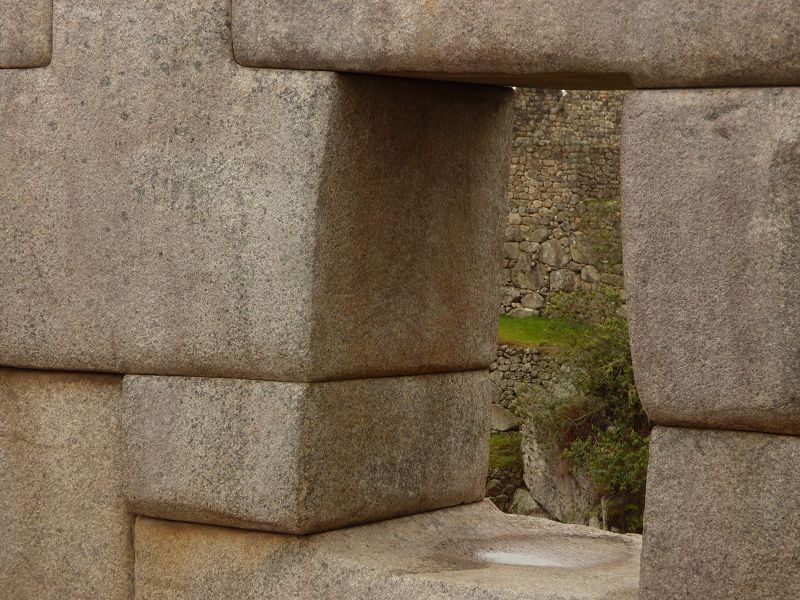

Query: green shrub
[525,293,651,533]
[488,431,523,472]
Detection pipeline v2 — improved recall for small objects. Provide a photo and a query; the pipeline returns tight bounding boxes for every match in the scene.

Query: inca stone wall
[501,88,625,316]
[492,88,625,415]
[490,345,566,414]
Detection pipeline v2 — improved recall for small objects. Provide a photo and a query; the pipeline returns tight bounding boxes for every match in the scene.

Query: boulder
[521,292,545,309]
[490,404,523,432]
[539,238,570,268]
[507,488,552,518]
[550,269,576,292]
[570,232,597,265]
[522,427,596,524]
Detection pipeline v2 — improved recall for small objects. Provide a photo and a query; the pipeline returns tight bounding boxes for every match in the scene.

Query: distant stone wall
[501,89,625,316]
[490,345,566,415]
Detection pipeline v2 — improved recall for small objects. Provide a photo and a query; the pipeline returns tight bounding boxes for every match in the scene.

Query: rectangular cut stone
[122,371,490,534]
[232,0,800,89]
[134,501,641,599]
[641,427,800,600]
[0,368,133,599]
[622,89,800,434]
[0,0,51,68]
[0,0,512,382]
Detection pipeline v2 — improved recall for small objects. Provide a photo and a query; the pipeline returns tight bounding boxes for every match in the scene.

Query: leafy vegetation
[543,286,623,325]
[488,431,523,472]
[523,286,651,533]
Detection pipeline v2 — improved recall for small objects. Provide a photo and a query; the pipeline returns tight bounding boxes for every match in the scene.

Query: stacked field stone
[490,346,566,414]
[501,89,624,316]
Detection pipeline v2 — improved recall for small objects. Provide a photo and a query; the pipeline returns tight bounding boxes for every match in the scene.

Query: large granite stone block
[622,89,800,435]
[640,426,800,600]
[134,500,641,599]
[0,0,51,68]
[122,371,490,534]
[232,0,800,89]
[0,0,512,382]
[0,368,133,599]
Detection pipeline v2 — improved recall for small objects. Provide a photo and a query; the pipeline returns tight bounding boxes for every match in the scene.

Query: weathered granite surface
[232,0,800,89]
[0,0,51,68]
[0,368,133,599]
[123,371,490,534]
[0,0,512,382]
[135,500,641,599]
[623,88,800,435]
[641,426,800,600]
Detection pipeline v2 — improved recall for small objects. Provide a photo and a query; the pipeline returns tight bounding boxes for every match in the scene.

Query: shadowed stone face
[641,427,800,600]
[232,0,800,89]
[0,0,51,68]
[0,0,513,382]
[122,371,491,534]
[622,88,800,435]
[0,368,133,599]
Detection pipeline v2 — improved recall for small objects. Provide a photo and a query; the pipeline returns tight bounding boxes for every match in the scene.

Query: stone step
[134,500,641,600]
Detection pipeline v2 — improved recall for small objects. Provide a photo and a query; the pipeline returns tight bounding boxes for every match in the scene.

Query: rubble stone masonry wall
[493,89,625,411]
[501,88,625,316]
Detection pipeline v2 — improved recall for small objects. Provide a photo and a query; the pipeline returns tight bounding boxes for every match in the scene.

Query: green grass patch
[488,431,523,472]
[497,314,587,349]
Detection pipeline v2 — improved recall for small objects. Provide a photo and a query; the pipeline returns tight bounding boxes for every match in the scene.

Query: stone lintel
[232,0,800,89]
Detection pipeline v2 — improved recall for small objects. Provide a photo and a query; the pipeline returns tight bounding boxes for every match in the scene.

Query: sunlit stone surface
[135,501,641,599]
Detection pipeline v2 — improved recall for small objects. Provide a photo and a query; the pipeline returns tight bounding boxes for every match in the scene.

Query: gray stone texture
[522,425,596,524]
[623,89,800,435]
[0,368,133,599]
[641,426,800,600]
[232,0,800,89]
[501,89,625,316]
[0,0,51,68]
[135,500,641,599]
[490,403,522,432]
[123,371,490,534]
[0,0,513,382]
[490,345,566,414]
